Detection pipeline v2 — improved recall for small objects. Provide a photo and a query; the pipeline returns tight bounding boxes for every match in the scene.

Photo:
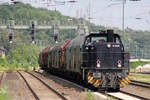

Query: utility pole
[122,0,126,41]
[88,0,91,23]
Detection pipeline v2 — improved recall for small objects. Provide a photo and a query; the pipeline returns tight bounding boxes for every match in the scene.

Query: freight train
[39,29,130,91]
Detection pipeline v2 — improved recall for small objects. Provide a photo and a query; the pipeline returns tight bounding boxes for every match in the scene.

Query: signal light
[8,33,13,43]
[31,35,35,44]
[30,23,35,35]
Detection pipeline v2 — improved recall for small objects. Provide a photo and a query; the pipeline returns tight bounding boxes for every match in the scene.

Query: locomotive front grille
[96,43,123,68]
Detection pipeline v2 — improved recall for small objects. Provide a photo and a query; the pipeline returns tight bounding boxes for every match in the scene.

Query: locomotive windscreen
[84,33,122,45]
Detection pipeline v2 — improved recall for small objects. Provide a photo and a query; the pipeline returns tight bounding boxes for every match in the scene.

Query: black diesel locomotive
[39,29,130,90]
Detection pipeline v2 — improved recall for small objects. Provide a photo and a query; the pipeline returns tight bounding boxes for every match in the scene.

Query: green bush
[0,44,39,71]
[130,61,149,68]
[0,57,8,67]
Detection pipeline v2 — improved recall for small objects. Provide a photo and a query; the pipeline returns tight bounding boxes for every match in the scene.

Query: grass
[85,91,93,100]
[42,72,50,77]
[0,85,12,100]
[85,91,119,100]
[105,91,119,100]
[130,61,149,68]
[0,64,37,72]
[107,96,119,100]
[130,73,150,83]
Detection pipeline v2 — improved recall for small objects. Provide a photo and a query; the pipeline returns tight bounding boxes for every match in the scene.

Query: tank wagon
[39,30,130,91]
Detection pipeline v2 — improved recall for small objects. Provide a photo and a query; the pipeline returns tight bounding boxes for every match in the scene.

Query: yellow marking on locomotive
[88,75,91,80]
[94,80,99,86]
[119,80,125,88]
[88,77,93,83]
[96,82,101,87]
[91,79,96,84]
[122,78,128,84]
[120,83,124,88]
[93,79,100,87]
[119,79,126,86]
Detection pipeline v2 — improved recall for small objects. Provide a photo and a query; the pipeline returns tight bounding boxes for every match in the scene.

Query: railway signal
[54,34,58,43]
[10,0,20,4]
[0,0,20,6]
[54,26,59,43]
[30,22,35,44]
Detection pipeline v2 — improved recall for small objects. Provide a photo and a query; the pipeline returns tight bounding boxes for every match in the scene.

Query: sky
[2,0,150,30]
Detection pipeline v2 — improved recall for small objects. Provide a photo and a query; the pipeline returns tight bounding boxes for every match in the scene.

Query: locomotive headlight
[118,64,121,68]
[97,60,101,68]
[97,63,101,68]
[118,60,122,68]
[85,46,89,50]
[107,43,111,48]
[91,46,94,50]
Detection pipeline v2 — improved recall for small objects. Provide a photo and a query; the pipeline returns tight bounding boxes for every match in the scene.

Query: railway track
[119,80,150,100]
[130,80,150,88]
[120,90,150,100]
[17,71,67,100]
[35,70,149,100]
[97,89,150,100]
[130,72,150,74]
[98,91,144,100]
[34,70,86,91]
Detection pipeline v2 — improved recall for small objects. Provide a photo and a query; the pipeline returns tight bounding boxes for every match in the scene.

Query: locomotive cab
[82,30,130,90]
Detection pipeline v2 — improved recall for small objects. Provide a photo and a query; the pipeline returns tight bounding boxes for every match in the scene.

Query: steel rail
[0,72,4,86]
[17,71,40,100]
[25,71,68,100]
[120,90,150,100]
[34,70,87,91]
[130,80,150,88]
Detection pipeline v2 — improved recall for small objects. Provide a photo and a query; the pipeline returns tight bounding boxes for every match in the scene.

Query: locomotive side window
[114,35,122,44]
[115,37,120,44]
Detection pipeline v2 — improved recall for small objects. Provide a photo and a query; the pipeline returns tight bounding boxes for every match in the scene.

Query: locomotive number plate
[93,73,101,78]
